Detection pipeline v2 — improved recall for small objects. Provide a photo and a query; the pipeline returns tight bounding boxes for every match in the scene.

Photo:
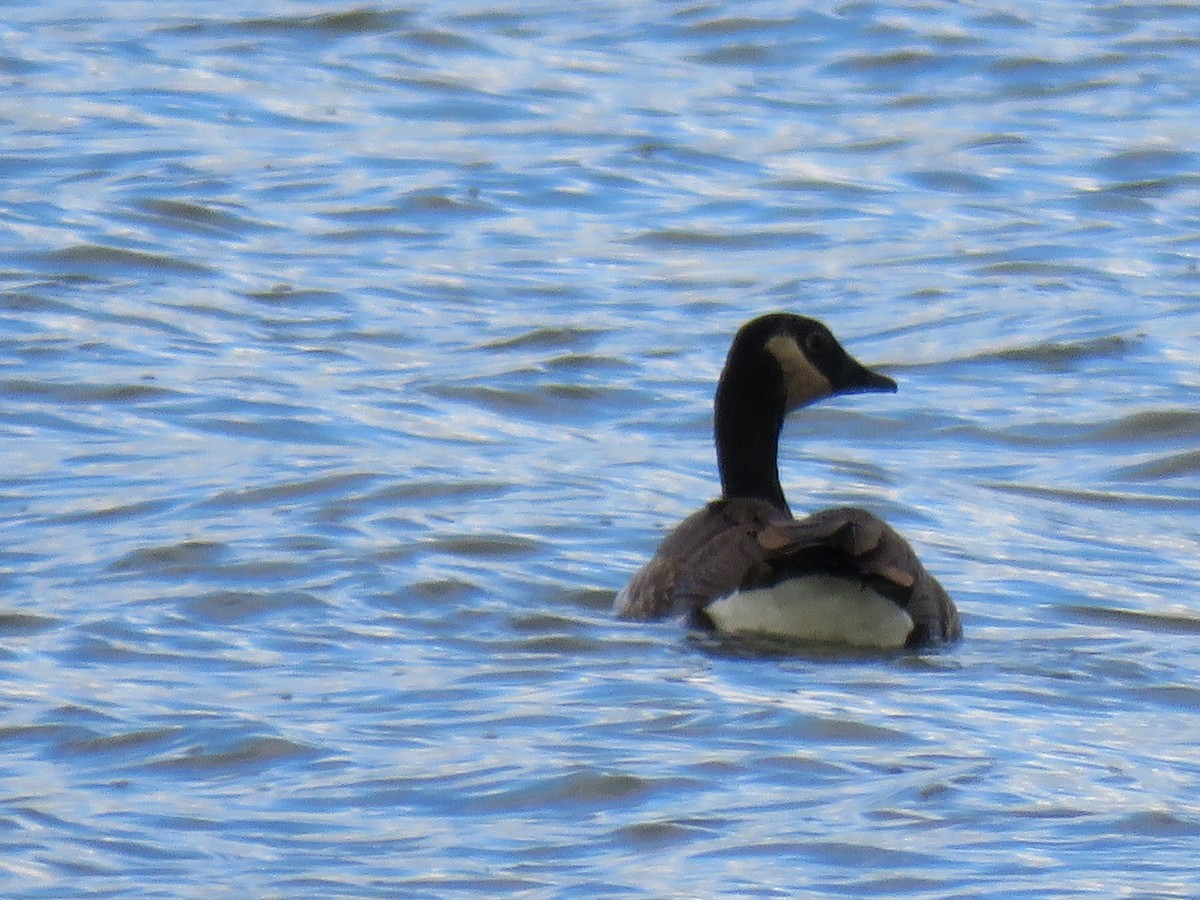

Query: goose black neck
[714,361,790,515]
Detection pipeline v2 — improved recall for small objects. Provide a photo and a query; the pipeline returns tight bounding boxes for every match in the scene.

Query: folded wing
[757,506,961,645]
[617,501,960,647]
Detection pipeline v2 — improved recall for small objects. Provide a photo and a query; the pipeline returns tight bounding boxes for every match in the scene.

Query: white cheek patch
[764,334,833,409]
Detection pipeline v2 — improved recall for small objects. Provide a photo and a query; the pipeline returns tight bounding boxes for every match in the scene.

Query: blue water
[3,1,1200,896]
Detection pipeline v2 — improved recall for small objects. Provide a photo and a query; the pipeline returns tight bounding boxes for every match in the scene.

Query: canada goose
[615,313,961,648]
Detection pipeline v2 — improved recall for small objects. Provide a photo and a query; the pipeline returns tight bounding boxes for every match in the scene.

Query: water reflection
[2,1,1200,897]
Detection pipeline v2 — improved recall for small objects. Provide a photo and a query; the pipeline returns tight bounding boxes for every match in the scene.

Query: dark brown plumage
[615,313,960,648]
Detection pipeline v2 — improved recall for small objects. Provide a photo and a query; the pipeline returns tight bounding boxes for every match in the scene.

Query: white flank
[704,575,913,648]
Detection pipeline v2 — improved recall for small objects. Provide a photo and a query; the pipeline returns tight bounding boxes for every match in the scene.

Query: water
[2,1,1199,896]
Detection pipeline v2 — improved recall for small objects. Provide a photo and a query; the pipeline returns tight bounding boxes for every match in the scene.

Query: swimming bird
[615,313,960,648]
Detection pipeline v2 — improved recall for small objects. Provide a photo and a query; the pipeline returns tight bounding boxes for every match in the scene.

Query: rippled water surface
[3,1,1200,896]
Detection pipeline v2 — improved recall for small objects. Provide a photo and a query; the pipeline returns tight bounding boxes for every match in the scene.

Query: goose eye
[803,331,827,356]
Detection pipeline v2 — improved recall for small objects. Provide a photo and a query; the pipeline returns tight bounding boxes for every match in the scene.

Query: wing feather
[758,507,960,644]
